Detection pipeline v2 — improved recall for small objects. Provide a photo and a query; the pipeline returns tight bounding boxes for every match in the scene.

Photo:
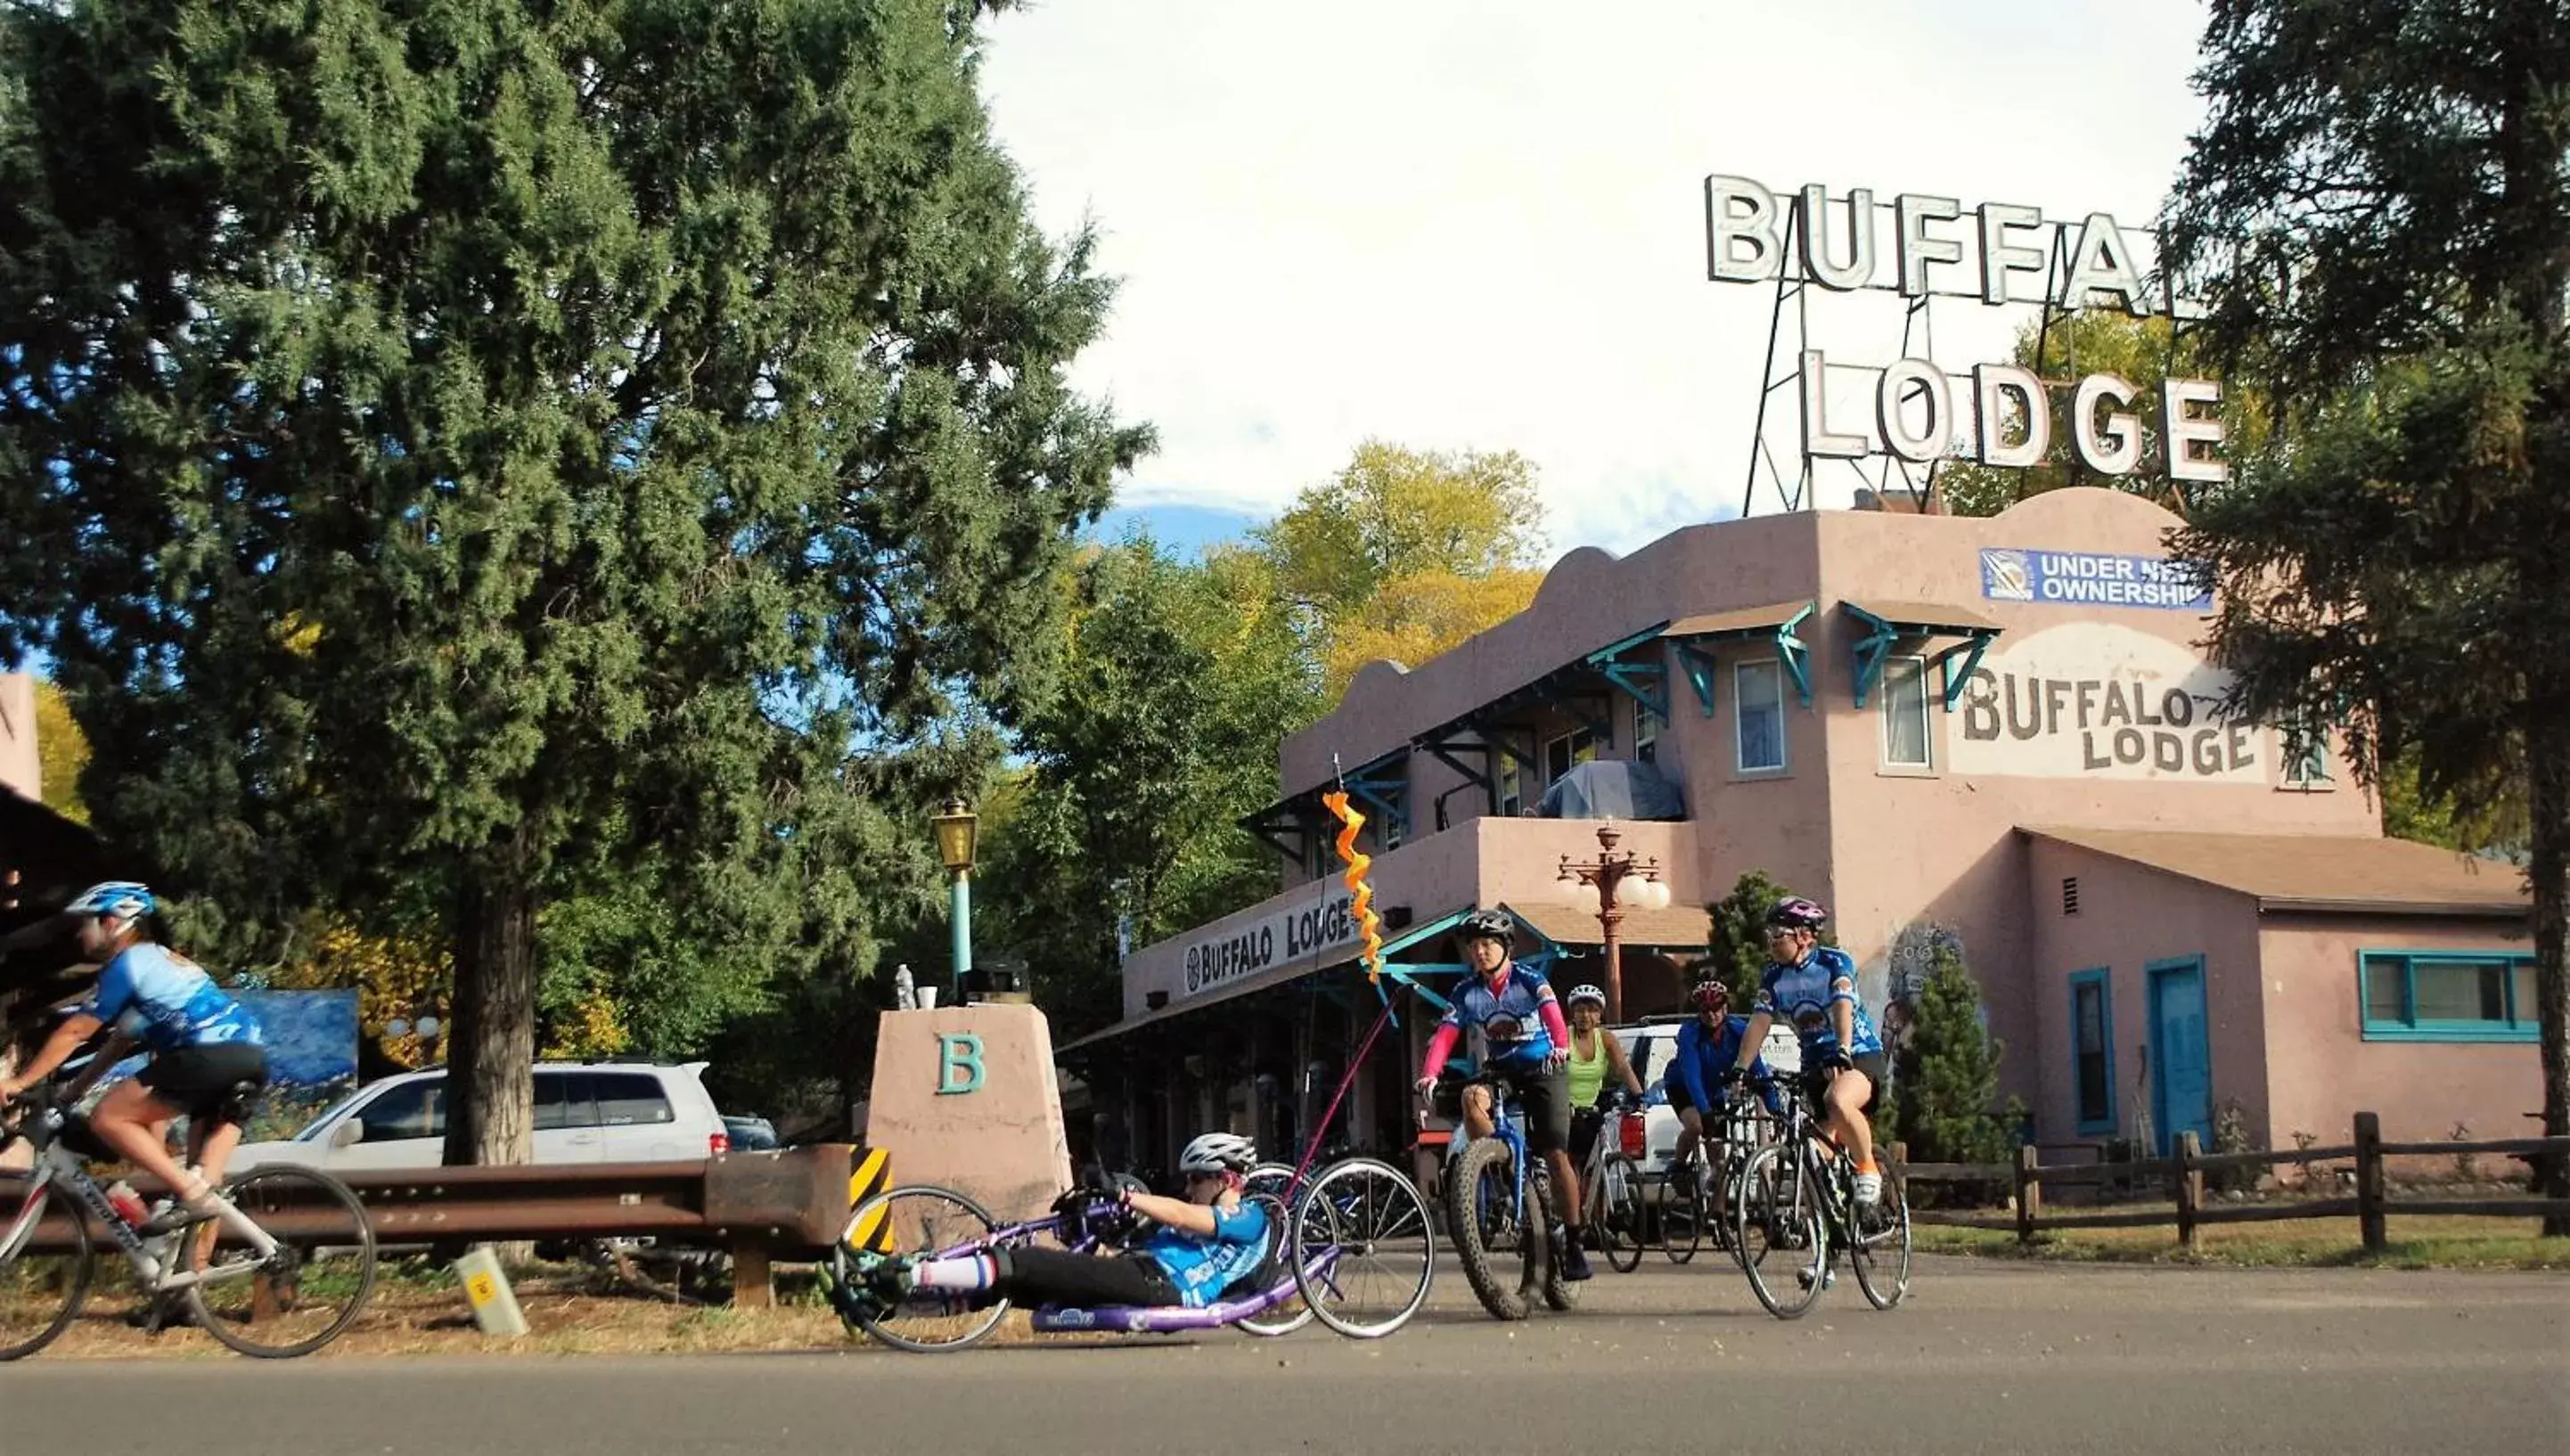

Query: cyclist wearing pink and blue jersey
[1724,896,1888,1204]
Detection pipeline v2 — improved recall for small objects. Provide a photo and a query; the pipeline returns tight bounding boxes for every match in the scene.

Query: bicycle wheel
[835,1184,1010,1353]
[1849,1174,1912,1311]
[184,1166,379,1358]
[1535,1171,1576,1312]
[0,1184,93,1362]
[1443,1137,1531,1321]
[1599,1155,1644,1273]
[1230,1191,1314,1337]
[1242,1162,1297,1204]
[1293,1157,1434,1338]
[1731,1143,1827,1321]
[1660,1160,1705,1264]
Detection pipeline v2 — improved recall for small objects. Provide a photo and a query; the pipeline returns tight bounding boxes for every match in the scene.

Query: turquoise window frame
[2357,949,2538,1043]
[2067,968,2116,1136]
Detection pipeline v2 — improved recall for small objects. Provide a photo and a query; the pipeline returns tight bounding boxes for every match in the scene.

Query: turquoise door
[2148,958,2214,1156]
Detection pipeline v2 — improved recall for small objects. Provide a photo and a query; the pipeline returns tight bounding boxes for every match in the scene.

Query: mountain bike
[1,1088,379,1359]
[1727,1069,1910,1319]
[1438,1073,1574,1321]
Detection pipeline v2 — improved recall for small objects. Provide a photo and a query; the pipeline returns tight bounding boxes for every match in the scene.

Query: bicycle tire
[1443,1137,1531,1321]
[1535,1170,1576,1312]
[1242,1162,1297,1205]
[836,1184,1010,1353]
[1230,1191,1314,1337]
[1661,1159,1705,1264]
[1849,1174,1912,1311]
[0,1185,93,1362]
[1293,1157,1434,1338]
[1600,1155,1645,1273]
[1732,1143,1827,1321]
[184,1165,379,1359]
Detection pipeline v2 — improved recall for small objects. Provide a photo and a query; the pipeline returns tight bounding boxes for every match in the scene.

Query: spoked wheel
[1292,1157,1434,1338]
[1848,1175,1912,1311]
[1535,1172,1576,1312]
[834,1184,1009,1353]
[1660,1159,1706,1264]
[1242,1162,1297,1205]
[1598,1155,1645,1273]
[0,1187,93,1362]
[1230,1191,1313,1337]
[1732,1143,1827,1321]
[1443,1137,1531,1321]
[184,1166,379,1359]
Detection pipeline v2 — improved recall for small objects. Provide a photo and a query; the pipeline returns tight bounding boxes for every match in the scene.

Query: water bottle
[892,962,916,1010]
[104,1180,148,1228]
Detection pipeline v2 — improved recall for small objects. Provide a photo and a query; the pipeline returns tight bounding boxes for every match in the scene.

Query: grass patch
[1916,1212,2570,1271]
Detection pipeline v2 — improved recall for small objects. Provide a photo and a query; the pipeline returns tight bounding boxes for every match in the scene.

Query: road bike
[822,1156,1433,1352]
[1727,1069,1911,1320]
[1,1087,379,1359]
[1438,1073,1575,1321]
[1661,1089,1773,1264]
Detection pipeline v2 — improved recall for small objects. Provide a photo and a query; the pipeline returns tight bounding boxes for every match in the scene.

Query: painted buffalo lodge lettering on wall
[1951,623,2264,783]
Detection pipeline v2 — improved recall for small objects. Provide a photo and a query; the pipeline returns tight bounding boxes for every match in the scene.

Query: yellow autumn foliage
[1322,568,1544,699]
[267,915,453,1069]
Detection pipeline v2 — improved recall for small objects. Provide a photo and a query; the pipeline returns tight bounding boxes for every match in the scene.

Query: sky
[985,0,2216,560]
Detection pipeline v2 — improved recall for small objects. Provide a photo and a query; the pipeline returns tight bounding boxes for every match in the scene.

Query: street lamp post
[932,796,980,1003]
[1555,822,1672,1025]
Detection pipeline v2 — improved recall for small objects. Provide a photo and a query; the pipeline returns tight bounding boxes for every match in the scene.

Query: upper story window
[1735,658,1787,773]
[2282,723,2332,789]
[1881,655,1932,769]
[1544,727,1595,784]
[1498,760,1523,817]
[1635,701,1662,765]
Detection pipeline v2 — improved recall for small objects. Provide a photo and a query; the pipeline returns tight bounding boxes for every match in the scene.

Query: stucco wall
[2025,837,2269,1147]
[0,674,37,802]
[2255,912,2541,1149]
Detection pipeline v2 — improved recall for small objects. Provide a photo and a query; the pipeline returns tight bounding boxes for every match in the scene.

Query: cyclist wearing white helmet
[0,881,266,1225]
[846,1132,1271,1314]
[1724,896,1888,1204]
[1412,908,1593,1280]
[1561,983,1642,1173]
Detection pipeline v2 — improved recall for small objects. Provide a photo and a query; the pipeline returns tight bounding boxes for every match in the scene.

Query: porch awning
[1837,599,2005,710]
[1659,600,1815,716]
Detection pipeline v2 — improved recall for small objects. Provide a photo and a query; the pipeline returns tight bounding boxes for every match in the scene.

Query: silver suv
[231,1060,731,1171]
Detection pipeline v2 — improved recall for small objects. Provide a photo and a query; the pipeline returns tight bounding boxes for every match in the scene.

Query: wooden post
[2014,1143,2042,1245]
[1889,1141,1909,1206]
[2354,1111,2386,1252]
[2174,1130,2204,1254]
[731,1237,773,1309]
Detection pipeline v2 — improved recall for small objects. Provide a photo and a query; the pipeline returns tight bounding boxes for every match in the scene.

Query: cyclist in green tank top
[1562,985,1642,1172]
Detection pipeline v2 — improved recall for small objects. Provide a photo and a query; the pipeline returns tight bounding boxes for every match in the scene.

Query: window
[1735,659,1786,773]
[2283,723,2332,789]
[355,1079,446,1143]
[535,1072,601,1131]
[1543,728,1596,784]
[1634,702,1662,765]
[1498,760,1523,817]
[593,1072,677,1126]
[1881,655,1932,768]
[2359,951,2539,1042]
[2069,969,2116,1133]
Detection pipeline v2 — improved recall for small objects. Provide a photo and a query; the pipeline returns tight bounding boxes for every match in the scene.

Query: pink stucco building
[1061,489,2535,1174]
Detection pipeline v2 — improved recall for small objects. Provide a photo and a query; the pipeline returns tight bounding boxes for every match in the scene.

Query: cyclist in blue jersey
[1662,978,1775,1202]
[845,1133,1270,1313]
[0,882,267,1223]
[1412,909,1591,1280]
[1723,896,1888,1204]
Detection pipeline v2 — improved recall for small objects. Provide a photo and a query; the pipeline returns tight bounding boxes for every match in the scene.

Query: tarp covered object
[1536,759,1685,821]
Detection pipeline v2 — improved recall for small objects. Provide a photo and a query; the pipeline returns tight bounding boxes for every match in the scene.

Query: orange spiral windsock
[1321,791,1385,984]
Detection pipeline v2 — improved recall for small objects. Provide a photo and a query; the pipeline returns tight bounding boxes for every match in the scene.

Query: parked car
[721,1114,781,1152]
[1614,1018,1802,1200]
[230,1061,733,1171]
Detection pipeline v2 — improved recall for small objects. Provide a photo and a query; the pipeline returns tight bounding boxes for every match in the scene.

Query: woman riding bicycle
[1411,909,1592,1280]
[1561,984,1642,1173]
[0,882,267,1226]
[1724,896,1887,1204]
[1664,978,1774,1201]
[842,1133,1271,1314]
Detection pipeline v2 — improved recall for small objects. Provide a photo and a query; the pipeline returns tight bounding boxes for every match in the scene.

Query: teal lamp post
[932,796,979,1002]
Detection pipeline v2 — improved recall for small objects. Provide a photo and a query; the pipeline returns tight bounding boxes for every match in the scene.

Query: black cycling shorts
[994,1246,1182,1309]
[1663,1074,1697,1116]
[135,1043,268,1123]
[1436,1065,1572,1156]
[1805,1051,1888,1117]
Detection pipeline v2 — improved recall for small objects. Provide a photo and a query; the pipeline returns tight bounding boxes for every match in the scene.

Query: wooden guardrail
[1894,1112,2570,1253]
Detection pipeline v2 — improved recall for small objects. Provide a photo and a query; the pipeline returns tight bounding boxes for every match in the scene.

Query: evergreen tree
[1701,870,1792,1004]
[1885,945,2019,1167]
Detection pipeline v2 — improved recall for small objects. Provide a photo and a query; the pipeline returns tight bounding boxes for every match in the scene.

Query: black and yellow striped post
[844,1147,896,1253]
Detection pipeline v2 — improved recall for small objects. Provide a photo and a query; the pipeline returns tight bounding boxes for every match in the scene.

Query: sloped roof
[2023,826,2529,916]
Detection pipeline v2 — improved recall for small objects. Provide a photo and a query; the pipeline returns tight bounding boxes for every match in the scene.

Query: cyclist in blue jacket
[1724,896,1888,1204]
[1662,978,1773,1194]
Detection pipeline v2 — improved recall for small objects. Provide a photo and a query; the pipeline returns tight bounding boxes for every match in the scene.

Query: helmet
[1688,979,1731,1014]
[65,881,155,922]
[1566,984,1606,1010]
[1177,1133,1258,1176]
[1455,909,1515,948]
[1764,896,1829,932]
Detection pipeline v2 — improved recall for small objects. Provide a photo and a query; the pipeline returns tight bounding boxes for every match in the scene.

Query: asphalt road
[4,1256,2563,1455]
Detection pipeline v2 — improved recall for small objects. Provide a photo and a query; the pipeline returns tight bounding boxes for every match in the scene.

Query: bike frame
[1441,1079,1536,1231]
[2,1107,277,1295]
[898,1204,1350,1337]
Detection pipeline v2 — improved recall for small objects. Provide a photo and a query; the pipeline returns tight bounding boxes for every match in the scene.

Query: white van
[232,1061,732,1171]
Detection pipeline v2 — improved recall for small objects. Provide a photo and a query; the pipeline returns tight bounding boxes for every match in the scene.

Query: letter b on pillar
[937,1034,986,1095]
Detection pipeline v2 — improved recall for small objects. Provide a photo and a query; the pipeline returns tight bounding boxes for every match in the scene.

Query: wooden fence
[1894,1112,2570,1253]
